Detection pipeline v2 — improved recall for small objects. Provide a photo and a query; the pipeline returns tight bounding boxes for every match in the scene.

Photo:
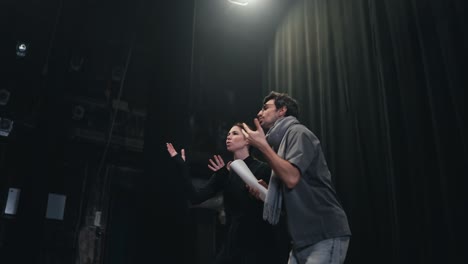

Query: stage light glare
[18,44,26,52]
[228,0,249,6]
[16,42,28,57]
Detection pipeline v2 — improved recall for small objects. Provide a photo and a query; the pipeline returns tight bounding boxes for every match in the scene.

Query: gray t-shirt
[280,123,351,249]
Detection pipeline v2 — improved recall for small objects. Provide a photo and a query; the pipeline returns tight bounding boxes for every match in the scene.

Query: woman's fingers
[258,179,268,189]
[215,155,225,166]
[208,159,219,171]
[246,185,261,200]
[209,158,217,167]
[166,143,177,157]
[208,164,217,171]
[208,155,226,171]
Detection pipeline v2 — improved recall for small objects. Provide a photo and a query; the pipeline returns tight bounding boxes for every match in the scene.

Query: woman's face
[226,125,248,152]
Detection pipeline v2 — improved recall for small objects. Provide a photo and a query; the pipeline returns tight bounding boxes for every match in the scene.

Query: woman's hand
[166,143,185,161]
[208,155,225,172]
[246,179,268,201]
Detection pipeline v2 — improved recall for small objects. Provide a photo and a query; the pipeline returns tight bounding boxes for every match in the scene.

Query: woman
[166,123,284,264]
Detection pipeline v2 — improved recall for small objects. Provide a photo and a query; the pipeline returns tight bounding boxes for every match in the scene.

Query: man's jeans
[288,237,350,264]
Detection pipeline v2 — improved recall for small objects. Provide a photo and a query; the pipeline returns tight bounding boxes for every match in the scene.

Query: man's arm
[243,119,300,189]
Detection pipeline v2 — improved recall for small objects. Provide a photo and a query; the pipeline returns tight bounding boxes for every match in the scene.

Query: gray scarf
[263,116,300,225]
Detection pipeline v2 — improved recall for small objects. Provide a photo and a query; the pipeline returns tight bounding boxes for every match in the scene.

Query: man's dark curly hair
[263,91,299,118]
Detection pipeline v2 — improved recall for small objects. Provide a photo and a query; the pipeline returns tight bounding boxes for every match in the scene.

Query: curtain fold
[262,0,467,263]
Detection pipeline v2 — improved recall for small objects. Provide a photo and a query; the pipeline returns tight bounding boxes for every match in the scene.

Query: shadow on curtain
[262,0,467,263]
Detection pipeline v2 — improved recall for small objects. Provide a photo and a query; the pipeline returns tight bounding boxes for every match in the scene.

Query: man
[242,91,351,264]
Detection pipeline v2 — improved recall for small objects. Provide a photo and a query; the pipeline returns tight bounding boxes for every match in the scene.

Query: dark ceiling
[0,0,294,149]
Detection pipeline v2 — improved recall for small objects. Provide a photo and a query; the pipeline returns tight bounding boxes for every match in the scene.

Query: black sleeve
[171,154,229,204]
[170,154,194,199]
[189,167,229,204]
[253,161,272,184]
[173,154,186,165]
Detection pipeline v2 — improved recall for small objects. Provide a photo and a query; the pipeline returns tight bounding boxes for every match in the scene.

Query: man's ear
[278,106,287,117]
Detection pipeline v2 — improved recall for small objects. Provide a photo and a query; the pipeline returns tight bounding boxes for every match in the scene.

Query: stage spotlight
[16,42,28,57]
[0,89,10,106]
[0,118,13,137]
[228,0,249,6]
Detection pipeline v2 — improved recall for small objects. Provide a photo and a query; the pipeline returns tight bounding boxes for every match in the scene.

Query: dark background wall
[0,0,291,263]
[262,0,467,263]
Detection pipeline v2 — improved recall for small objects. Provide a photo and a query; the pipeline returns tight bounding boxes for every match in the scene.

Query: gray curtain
[263,0,467,263]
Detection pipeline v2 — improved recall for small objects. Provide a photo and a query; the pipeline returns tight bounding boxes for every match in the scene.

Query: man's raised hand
[242,118,268,150]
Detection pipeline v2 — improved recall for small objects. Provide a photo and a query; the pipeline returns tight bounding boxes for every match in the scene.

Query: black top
[173,155,286,264]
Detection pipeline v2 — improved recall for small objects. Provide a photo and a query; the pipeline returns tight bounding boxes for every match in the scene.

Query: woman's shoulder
[248,156,270,171]
[246,156,263,165]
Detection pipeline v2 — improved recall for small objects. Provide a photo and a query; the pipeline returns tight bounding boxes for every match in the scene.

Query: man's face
[257,99,284,129]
